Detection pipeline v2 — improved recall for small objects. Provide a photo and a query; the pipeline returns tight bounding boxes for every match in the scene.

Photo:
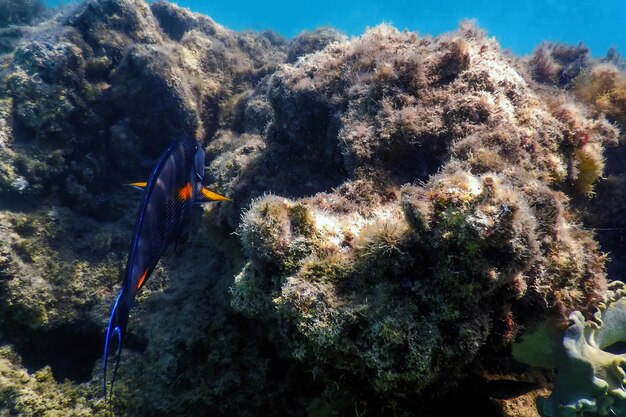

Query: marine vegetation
[528,42,590,88]
[225,23,617,410]
[0,1,624,416]
[575,63,626,135]
[514,280,626,417]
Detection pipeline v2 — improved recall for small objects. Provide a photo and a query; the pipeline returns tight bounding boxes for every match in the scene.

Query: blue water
[47,0,626,57]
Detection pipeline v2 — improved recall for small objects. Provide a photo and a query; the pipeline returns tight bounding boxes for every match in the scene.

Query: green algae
[0,346,108,417]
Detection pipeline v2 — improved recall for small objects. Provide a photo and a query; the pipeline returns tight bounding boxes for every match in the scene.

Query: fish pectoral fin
[126,181,148,191]
[199,186,231,202]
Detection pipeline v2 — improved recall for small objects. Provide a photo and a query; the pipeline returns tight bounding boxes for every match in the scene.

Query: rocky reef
[0,0,44,29]
[0,1,624,416]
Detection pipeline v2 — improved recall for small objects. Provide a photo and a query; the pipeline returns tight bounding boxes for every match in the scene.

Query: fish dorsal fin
[199,186,231,202]
[127,182,148,191]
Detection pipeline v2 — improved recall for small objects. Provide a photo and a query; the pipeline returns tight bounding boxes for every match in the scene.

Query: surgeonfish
[103,136,230,403]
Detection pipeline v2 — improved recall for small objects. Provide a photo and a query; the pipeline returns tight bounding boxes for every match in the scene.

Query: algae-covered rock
[287,28,346,63]
[0,1,623,416]
[0,2,332,416]
[575,63,626,136]
[568,61,626,279]
[0,0,44,28]
[0,345,107,417]
[528,42,590,87]
[223,22,616,409]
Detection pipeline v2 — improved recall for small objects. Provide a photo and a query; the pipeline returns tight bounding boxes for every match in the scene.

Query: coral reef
[0,1,299,416]
[0,1,623,416]
[493,388,550,417]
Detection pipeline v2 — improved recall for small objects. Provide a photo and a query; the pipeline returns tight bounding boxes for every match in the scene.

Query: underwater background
[1,0,626,416]
[43,0,626,55]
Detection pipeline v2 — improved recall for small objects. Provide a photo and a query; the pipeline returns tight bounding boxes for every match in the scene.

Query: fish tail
[103,289,131,406]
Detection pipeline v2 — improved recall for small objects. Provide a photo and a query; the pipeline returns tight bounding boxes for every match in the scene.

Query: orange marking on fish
[128,181,148,189]
[201,187,231,201]
[137,269,148,290]
[178,182,193,200]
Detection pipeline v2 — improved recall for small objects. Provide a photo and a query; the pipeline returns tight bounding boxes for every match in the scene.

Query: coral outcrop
[0,1,623,416]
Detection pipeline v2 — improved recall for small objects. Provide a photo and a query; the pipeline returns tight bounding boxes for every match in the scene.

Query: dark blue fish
[103,136,229,402]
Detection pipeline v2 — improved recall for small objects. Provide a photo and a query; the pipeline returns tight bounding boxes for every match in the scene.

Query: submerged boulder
[221,21,617,408]
[0,1,624,416]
